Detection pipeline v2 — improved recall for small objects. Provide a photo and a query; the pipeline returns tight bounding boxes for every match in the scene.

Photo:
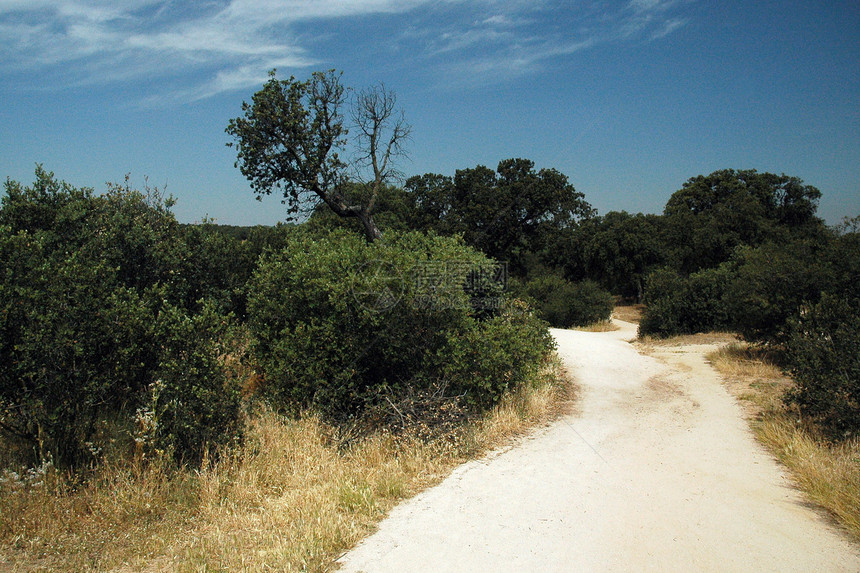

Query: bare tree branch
[352,83,412,217]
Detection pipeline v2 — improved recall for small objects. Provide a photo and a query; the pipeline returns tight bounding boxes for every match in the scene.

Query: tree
[562,211,667,300]
[662,169,825,272]
[723,240,827,344]
[226,70,411,242]
[305,181,416,236]
[405,158,593,274]
[835,214,860,235]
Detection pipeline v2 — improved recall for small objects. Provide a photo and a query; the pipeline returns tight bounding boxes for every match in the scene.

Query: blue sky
[1,0,857,226]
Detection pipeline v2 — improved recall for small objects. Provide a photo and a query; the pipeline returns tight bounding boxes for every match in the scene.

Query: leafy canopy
[406,158,594,273]
[226,70,410,241]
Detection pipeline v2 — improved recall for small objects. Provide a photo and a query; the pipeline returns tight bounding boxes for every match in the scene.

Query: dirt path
[338,320,860,572]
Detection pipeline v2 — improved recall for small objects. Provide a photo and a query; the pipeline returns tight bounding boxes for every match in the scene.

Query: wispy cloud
[418,0,691,87]
[0,0,423,101]
[619,0,689,40]
[442,37,597,87]
[0,0,692,101]
[650,17,688,40]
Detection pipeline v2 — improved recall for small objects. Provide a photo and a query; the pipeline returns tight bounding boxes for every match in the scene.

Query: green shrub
[0,169,243,467]
[247,229,553,418]
[563,280,614,327]
[786,295,860,438]
[639,265,733,337]
[724,242,824,344]
[142,300,243,463]
[517,275,613,328]
[442,300,554,408]
[0,227,120,466]
[638,267,686,336]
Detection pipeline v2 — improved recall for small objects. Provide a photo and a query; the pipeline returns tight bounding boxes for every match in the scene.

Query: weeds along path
[338,320,860,572]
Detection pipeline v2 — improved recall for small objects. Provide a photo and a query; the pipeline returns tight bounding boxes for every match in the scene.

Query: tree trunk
[358,210,383,242]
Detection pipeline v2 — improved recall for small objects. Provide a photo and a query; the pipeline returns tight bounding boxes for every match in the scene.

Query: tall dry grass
[708,342,860,542]
[611,304,644,324]
[0,357,571,572]
[757,419,860,539]
[574,321,619,333]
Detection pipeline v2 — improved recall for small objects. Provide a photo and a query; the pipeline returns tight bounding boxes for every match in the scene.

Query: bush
[724,241,825,344]
[442,300,554,409]
[517,275,613,328]
[0,169,243,467]
[0,227,120,466]
[639,265,733,337]
[638,268,686,336]
[139,300,243,463]
[247,229,553,418]
[786,295,860,438]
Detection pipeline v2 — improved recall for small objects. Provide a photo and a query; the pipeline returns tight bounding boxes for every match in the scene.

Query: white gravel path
[337,320,860,572]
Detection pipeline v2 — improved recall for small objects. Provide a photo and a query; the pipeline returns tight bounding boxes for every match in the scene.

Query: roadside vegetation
[708,343,860,542]
[0,165,569,570]
[0,359,569,571]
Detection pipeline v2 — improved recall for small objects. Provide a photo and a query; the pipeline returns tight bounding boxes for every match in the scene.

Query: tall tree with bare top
[226,70,410,241]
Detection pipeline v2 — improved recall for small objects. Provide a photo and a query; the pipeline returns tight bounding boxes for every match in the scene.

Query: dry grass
[707,342,860,542]
[757,419,860,539]
[0,358,571,572]
[638,331,738,348]
[573,321,619,333]
[0,455,198,572]
[612,304,644,324]
[707,343,788,418]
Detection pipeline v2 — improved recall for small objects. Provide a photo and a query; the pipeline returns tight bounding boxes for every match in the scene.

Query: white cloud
[0,0,692,100]
[424,0,689,87]
[482,14,513,26]
[0,0,447,99]
[650,17,687,40]
[628,0,677,13]
[441,37,596,88]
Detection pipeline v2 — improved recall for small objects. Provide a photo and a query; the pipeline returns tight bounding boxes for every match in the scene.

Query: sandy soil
[337,320,860,572]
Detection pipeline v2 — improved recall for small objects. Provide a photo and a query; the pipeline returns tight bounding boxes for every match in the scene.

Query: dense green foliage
[662,169,824,273]
[638,233,851,346]
[516,276,613,328]
[133,298,243,461]
[0,169,243,467]
[247,229,554,416]
[3,150,858,471]
[404,158,594,275]
[781,231,860,438]
[723,241,826,344]
[180,221,296,318]
[560,211,667,300]
[639,265,734,336]
[786,295,860,438]
[638,169,832,339]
